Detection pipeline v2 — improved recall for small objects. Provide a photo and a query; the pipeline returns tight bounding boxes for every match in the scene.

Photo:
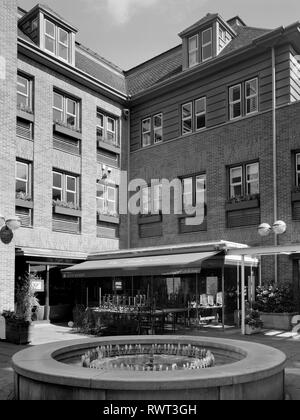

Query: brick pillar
[0,0,17,312]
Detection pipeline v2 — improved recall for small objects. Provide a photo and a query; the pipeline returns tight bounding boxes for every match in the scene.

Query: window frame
[97,183,119,215]
[188,34,199,68]
[195,97,206,131]
[201,28,213,62]
[246,162,260,196]
[44,19,56,56]
[141,114,163,148]
[153,113,163,144]
[245,78,259,116]
[229,166,243,199]
[52,170,79,207]
[181,173,207,214]
[53,91,80,131]
[229,84,242,120]
[229,162,260,199]
[17,73,33,111]
[182,102,193,136]
[96,110,119,146]
[16,160,31,197]
[44,19,70,63]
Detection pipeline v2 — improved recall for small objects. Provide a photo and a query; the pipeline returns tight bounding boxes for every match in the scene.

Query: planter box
[53,123,82,140]
[260,312,299,331]
[17,109,34,122]
[291,192,300,202]
[97,139,120,155]
[225,199,260,212]
[53,206,82,218]
[5,319,33,345]
[98,214,120,225]
[245,325,262,335]
[16,199,34,209]
[138,214,162,225]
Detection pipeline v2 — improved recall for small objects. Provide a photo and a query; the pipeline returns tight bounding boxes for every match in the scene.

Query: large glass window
[52,171,79,206]
[229,163,260,199]
[202,28,213,61]
[44,19,70,62]
[188,35,199,67]
[53,91,80,130]
[229,78,259,120]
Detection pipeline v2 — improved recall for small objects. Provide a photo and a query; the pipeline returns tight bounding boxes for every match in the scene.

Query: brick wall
[0,0,17,311]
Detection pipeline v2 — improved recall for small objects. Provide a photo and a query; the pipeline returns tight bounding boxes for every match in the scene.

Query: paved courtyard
[0,323,299,400]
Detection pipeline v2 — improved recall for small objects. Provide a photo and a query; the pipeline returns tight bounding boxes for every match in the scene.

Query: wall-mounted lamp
[0,214,21,244]
[258,220,287,237]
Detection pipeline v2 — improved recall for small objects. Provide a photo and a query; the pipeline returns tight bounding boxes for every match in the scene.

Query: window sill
[97,140,120,155]
[53,124,82,140]
[138,214,162,225]
[225,199,260,212]
[16,199,34,209]
[17,109,34,122]
[53,206,82,217]
[97,214,120,225]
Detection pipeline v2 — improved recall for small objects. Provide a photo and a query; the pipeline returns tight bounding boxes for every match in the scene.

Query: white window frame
[96,111,118,146]
[195,97,206,131]
[107,185,118,214]
[246,162,260,195]
[52,171,78,206]
[202,28,213,62]
[16,161,30,196]
[142,117,151,148]
[188,35,199,68]
[53,92,80,130]
[17,74,31,109]
[229,84,242,120]
[153,113,163,144]
[182,102,193,135]
[52,171,63,202]
[245,78,259,115]
[296,154,300,187]
[44,19,70,63]
[230,166,243,198]
[66,175,77,204]
[96,183,105,212]
[97,183,118,215]
[44,19,56,56]
[58,27,69,62]
[107,116,116,143]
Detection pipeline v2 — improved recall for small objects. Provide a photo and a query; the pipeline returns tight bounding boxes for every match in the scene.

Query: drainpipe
[272,46,278,284]
[126,109,131,250]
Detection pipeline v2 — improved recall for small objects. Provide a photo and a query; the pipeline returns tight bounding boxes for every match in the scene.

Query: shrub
[254,284,296,314]
[245,309,263,329]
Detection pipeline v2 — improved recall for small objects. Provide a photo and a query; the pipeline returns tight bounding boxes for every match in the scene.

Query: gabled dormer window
[44,19,70,62]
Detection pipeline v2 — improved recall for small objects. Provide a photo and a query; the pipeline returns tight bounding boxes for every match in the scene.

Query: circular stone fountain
[12,336,286,400]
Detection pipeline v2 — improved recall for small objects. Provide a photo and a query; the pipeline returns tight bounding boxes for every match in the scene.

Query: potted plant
[245,309,263,335]
[254,284,298,331]
[2,273,40,345]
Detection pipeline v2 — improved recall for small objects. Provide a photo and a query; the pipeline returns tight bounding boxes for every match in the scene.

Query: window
[229,84,242,120]
[53,92,80,130]
[188,35,199,67]
[52,171,79,206]
[296,154,300,187]
[44,19,70,62]
[142,118,152,147]
[195,97,206,130]
[17,74,32,111]
[202,28,213,61]
[182,98,206,135]
[153,114,163,143]
[141,114,163,147]
[96,111,118,146]
[245,78,258,115]
[16,161,31,197]
[182,103,193,135]
[97,183,118,215]
[229,163,259,199]
[182,174,207,214]
[229,78,259,120]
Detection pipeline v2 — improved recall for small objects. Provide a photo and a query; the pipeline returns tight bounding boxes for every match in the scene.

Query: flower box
[5,319,33,345]
[53,123,82,140]
[245,325,261,335]
[225,198,260,212]
[17,109,34,122]
[291,191,300,202]
[53,206,82,218]
[98,214,120,225]
[260,312,299,331]
[16,199,34,209]
[97,139,120,155]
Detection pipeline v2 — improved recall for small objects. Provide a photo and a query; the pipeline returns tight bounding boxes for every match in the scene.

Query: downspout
[127,109,131,249]
[272,46,278,284]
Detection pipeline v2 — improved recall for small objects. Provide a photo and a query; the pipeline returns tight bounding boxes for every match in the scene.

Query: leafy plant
[54,119,81,133]
[52,199,80,211]
[17,103,33,114]
[2,273,40,323]
[254,284,296,313]
[16,191,32,201]
[97,209,119,219]
[245,309,263,329]
[226,193,260,205]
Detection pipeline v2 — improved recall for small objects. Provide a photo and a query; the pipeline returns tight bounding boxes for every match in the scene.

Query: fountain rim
[12,335,287,391]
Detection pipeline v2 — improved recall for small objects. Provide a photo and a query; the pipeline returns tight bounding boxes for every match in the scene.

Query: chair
[200,294,208,306]
[207,295,215,306]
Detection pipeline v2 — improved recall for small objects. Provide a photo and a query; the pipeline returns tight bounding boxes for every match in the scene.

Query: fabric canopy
[62,251,220,278]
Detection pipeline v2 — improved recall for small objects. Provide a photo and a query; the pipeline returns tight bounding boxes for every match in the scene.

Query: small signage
[113,279,123,291]
[31,279,45,292]
[0,226,13,245]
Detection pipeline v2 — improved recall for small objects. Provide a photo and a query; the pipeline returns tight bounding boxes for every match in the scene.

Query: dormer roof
[179,13,236,38]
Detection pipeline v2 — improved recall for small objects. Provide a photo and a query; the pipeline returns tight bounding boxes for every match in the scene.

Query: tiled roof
[126,25,273,96]
[125,46,183,96]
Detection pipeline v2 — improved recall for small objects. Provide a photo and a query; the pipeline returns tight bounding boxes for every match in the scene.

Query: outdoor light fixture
[0,215,21,244]
[258,220,287,237]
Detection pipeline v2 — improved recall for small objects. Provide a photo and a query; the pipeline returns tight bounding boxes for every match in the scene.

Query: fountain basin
[12,335,286,400]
